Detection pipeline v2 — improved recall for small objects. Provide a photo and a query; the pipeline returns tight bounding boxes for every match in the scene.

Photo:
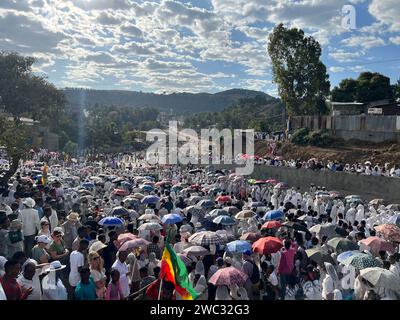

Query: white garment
[18,208,40,236]
[0,282,6,300]
[17,275,42,300]
[112,259,130,298]
[69,250,84,287]
[322,274,334,300]
[42,273,68,300]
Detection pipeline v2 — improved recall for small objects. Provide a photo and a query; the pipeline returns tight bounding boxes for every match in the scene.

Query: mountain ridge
[62,88,276,114]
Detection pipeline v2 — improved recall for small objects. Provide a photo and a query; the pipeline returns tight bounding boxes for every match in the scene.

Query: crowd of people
[0,155,400,301]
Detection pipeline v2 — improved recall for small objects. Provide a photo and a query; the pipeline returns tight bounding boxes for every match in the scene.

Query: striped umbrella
[189,231,226,246]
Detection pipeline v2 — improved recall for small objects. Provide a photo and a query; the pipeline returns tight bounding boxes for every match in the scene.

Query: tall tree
[268,23,330,116]
[0,51,66,186]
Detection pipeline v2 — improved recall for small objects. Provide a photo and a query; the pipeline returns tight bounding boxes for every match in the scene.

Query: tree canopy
[331,72,394,103]
[267,23,330,116]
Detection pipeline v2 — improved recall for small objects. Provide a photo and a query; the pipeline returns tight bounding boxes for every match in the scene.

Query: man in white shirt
[112,250,130,298]
[17,260,42,300]
[389,255,400,278]
[18,198,40,257]
[68,239,89,299]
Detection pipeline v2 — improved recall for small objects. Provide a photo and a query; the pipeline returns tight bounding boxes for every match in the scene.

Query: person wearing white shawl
[355,204,365,223]
[321,262,340,300]
[345,203,356,225]
[215,285,231,300]
[192,261,208,300]
[330,200,339,224]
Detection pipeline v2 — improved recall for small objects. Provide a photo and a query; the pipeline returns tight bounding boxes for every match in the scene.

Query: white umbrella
[137,222,163,231]
[360,267,400,292]
[183,246,209,257]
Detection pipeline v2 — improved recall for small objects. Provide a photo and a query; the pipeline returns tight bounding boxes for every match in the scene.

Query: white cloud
[369,0,400,32]
[329,49,364,62]
[329,66,346,73]
[389,36,400,45]
[341,35,385,49]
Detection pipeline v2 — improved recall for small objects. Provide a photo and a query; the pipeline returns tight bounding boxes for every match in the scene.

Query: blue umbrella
[226,240,252,253]
[141,195,160,204]
[161,213,183,225]
[213,215,235,226]
[81,182,95,189]
[141,184,154,192]
[388,214,400,226]
[196,199,215,209]
[121,181,133,189]
[263,210,284,221]
[337,250,359,264]
[98,216,124,226]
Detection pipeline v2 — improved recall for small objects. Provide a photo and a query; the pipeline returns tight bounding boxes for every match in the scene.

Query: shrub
[307,130,334,147]
[291,128,310,145]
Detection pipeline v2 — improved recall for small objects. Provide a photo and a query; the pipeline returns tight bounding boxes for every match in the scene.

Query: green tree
[0,52,66,186]
[394,79,400,101]
[331,72,393,102]
[267,23,330,116]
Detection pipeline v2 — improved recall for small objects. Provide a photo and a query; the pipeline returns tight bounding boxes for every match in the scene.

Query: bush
[307,130,334,147]
[291,128,310,145]
[291,129,333,147]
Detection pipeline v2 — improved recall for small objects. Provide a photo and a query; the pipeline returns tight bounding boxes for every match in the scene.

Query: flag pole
[158,278,163,300]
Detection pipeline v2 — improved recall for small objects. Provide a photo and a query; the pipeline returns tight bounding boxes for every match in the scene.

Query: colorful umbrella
[263,210,284,221]
[226,240,252,253]
[240,232,261,243]
[119,238,150,251]
[343,253,383,270]
[212,215,236,226]
[117,233,137,246]
[209,267,248,286]
[196,199,215,209]
[337,250,359,264]
[140,184,154,192]
[265,179,278,185]
[359,236,395,254]
[141,195,160,204]
[215,195,231,203]
[327,237,359,253]
[161,213,183,225]
[305,248,335,265]
[81,182,95,189]
[374,224,400,242]
[261,221,282,229]
[235,210,256,220]
[98,216,124,227]
[110,206,130,216]
[112,188,129,197]
[252,237,283,255]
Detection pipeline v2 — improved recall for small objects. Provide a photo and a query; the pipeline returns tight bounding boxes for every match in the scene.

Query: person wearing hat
[32,235,51,264]
[42,261,67,300]
[18,197,40,258]
[61,212,82,251]
[88,251,106,299]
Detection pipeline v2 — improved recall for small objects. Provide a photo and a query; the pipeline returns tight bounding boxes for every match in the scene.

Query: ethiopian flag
[160,240,199,300]
[41,164,48,185]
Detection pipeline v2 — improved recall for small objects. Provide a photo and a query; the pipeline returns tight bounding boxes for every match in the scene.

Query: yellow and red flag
[41,164,48,185]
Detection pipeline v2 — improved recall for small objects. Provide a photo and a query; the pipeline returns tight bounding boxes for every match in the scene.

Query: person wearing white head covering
[192,262,208,300]
[330,200,339,224]
[215,285,231,300]
[333,289,343,300]
[0,256,7,277]
[355,204,365,223]
[147,252,159,276]
[322,262,340,300]
[42,261,68,300]
[345,203,356,225]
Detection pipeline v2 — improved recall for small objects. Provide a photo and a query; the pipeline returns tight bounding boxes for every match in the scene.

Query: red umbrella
[209,267,248,286]
[117,233,137,246]
[360,236,395,254]
[240,232,261,243]
[112,188,129,196]
[261,221,282,229]
[215,195,231,203]
[252,237,283,255]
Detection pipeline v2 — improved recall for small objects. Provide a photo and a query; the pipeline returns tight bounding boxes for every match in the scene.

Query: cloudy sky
[1,0,399,95]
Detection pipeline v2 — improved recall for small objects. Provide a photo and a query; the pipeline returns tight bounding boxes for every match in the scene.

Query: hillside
[62,88,274,115]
